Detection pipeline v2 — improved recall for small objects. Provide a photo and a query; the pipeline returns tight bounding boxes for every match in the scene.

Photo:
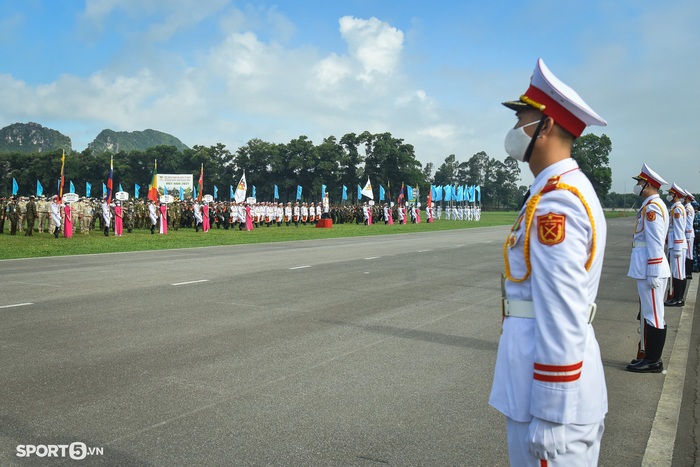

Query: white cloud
[338,16,404,82]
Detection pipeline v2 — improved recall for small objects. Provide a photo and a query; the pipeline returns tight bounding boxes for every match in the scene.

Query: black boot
[627,325,666,373]
[54,227,59,238]
[665,278,681,306]
[104,226,109,236]
[150,225,155,234]
[666,279,686,307]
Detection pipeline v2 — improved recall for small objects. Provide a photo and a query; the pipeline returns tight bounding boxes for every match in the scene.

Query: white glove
[673,249,683,258]
[647,276,662,289]
[528,417,567,460]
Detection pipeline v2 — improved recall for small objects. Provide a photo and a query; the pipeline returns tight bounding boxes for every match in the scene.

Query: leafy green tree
[571,134,612,198]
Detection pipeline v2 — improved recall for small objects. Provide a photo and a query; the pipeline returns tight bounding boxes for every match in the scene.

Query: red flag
[106,155,114,203]
[148,160,159,201]
[197,163,203,202]
[397,182,405,204]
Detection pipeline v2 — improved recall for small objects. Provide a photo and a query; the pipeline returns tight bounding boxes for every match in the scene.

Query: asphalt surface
[0,218,697,466]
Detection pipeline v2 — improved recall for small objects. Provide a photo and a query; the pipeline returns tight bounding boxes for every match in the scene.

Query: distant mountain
[0,122,72,153]
[88,129,189,153]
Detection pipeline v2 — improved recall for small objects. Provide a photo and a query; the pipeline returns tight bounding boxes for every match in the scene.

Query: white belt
[502,300,597,324]
[633,241,646,248]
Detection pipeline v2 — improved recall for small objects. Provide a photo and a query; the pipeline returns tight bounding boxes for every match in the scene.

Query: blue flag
[36,180,43,196]
[274,184,279,200]
[230,185,234,199]
[117,183,122,192]
[379,185,385,201]
[435,185,442,202]
[214,185,218,199]
[69,180,75,193]
[12,178,18,195]
[163,185,168,196]
[179,186,185,201]
[135,183,140,198]
[192,186,197,200]
[296,185,302,200]
[342,185,347,201]
[252,185,256,199]
[476,185,481,202]
[407,185,413,200]
[86,182,92,198]
[357,184,362,200]
[457,185,464,202]
[321,184,326,198]
[102,182,107,197]
[443,185,451,202]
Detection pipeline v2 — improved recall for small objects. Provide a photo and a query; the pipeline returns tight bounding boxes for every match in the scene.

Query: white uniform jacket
[628,195,670,280]
[149,203,159,224]
[490,158,607,425]
[50,202,62,227]
[668,201,687,253]
[685,202,695,260]
[102,202,112,226]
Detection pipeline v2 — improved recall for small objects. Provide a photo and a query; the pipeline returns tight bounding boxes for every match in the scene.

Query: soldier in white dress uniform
[683,190,695,285]
[489,58,608,466]
[626,164,670,373]
[664,183,688,307]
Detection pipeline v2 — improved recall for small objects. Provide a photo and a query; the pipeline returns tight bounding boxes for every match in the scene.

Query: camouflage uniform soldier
[125,202,135,233]
[18,197,27,233]
[6,196,20,235]
[36,197,47,233]
[0,197,5,233]
[82,199,94,234]
[25,195,37,236]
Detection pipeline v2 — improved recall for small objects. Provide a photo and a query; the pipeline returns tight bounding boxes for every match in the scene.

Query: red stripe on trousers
[651,288,660,328]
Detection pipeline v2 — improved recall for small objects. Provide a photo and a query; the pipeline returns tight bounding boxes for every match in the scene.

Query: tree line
[0,130,618,209]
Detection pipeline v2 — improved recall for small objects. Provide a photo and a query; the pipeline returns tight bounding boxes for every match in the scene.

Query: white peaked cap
[503,58,606,137]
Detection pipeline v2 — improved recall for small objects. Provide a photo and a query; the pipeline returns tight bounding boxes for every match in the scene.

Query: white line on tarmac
[289,265,310,270]
[642,278,697,466]
[417,250,431,253]
[364,257,380,260]
[171,280,209,286]
[0,303,33,309]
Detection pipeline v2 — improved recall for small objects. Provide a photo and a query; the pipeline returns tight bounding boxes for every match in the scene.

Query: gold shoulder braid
[503,175,597,283]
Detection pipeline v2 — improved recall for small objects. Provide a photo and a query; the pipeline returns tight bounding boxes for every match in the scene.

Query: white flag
[234,173,247,203]
[361,176,374,199]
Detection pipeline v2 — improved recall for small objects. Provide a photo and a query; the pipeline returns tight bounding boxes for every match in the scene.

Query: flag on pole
[342,185,348,201]
[59,150,66,197]
[37,180,43,196]
[296,185,302,200]
[163,185,168,196]
[274,184,279,200]
[357,184,362,200]
[102,183,107,198]
[197,163,203,202]
[322,184,327,198]
[106,156,114,203]
[361,177,373,199]
[252,185,256,199]
[192,186,197,200]
[476,185,481,202]
[457,185,464,202]
[427,185,433,207]
[214,185,218,199]
[69,180,75,193]
[398,182,405,204]
[230,185,234,199]
[86,182,92,197]
[134,184,140,198]
[234,172,247,203]
[12,178,18,195]
[379,185,385,201]
[434,185,443,202]
[180,186,185,201]
[118,183,123,192]
[148,160,158,202]
[407,185,413,201]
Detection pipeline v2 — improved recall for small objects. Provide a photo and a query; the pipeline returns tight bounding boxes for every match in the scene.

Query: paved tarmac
[0,217,697,466]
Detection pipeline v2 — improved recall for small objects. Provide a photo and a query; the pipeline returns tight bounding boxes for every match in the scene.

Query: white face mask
[504,120,540,161]
[633,184,643,197]
[666,194,674,202]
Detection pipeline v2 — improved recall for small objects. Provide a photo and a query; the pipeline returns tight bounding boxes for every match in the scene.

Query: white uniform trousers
[637,279,667,329]
[670,250,686,279]
[506,418,604,467]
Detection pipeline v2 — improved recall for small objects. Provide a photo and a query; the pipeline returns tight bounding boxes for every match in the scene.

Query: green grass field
[0,210,634,260]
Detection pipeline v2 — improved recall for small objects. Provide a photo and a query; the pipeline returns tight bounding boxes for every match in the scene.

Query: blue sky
[1,0,699,193]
